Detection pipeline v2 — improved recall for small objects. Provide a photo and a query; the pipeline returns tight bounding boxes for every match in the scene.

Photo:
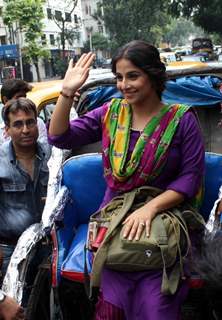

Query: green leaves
[3,0,45,31]
[169,0,222,36]
[2,0,48,80]
[95,0,170,52]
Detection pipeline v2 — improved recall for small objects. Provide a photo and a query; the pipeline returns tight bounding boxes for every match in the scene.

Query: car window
[38,102,56,123]
[39,101,77,123]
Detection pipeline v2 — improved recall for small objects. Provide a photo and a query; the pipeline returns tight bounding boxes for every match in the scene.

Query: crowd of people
[0,40,221,319]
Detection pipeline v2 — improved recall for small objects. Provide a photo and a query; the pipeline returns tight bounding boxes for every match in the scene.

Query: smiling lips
[123,91,136,97]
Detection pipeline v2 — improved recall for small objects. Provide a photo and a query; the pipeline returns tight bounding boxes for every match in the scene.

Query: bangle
[60,91,75,99]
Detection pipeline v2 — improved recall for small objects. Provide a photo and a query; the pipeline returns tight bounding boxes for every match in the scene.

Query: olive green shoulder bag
[88,186,205,296]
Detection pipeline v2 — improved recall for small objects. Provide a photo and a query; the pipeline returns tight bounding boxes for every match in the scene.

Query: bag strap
[160,211,191,295]
[84,244,91,298]
[154,214,168,245]
[105,189,138,239]
[91,189,138,289]
[161,259,182,295]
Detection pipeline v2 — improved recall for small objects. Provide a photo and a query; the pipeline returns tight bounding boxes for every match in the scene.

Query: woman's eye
[115,73,139,81]
[128,74,139,80]
[116,75,123,81]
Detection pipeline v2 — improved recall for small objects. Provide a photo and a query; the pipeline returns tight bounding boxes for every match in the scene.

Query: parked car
[181,54,207,62]
[101,58,112,69]
[160,51,177,65]
[218,54,222,62]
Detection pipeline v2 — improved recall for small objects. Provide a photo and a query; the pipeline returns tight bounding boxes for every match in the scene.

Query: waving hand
[62,52,95,96]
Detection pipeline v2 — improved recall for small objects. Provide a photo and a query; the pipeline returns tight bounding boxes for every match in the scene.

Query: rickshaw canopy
[77,72,222,115]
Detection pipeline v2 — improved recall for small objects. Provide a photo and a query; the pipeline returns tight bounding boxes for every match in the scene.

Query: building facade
[0,0,109,81]
[81,0,106,42]
[81,0,109,62]
[34,0,84,80]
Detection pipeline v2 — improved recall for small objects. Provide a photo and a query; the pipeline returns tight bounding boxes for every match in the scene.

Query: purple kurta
[48,104,205,319]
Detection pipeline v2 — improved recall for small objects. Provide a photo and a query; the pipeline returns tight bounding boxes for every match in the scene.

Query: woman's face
[115,58,155,106]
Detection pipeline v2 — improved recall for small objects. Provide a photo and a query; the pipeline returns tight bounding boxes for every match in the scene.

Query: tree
[163,18,205,47]
[95,0,170,52]
[2,0,49,81]
[169,0,222,37]
[83,32,109,52]
[51,0,80,77]
[52,0,80,58]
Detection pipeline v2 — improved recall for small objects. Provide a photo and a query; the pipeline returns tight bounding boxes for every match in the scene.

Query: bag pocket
[105,213,179,272]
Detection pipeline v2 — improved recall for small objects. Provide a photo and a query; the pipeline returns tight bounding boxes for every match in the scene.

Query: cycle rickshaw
[3,64,222,320]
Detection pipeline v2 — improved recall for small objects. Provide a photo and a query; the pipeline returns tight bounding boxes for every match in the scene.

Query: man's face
[5,110,38,149]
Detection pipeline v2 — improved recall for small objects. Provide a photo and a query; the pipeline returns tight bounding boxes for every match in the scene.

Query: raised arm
[49,52,95,136]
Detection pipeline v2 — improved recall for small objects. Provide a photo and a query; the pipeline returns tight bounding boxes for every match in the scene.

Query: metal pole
[18,32,24,79]
[18,45,23,79]
[15,22,23,79]
[89,31,93,51]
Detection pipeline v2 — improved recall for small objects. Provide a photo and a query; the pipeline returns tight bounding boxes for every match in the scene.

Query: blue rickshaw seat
[53,152,222,285]
[53,154,106,284]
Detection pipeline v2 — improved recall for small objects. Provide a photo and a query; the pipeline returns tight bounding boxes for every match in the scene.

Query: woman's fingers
[123,220,146,241]
[75,52,95,69]
[84,53,96,68]
[135,222,145,240]
[123,219,134,239]
[122,207,156,240]
[123,218,152,240]
[68,58,74,70]
[127,220,139,240]
[146,219,151,237]
[75,53,87,67]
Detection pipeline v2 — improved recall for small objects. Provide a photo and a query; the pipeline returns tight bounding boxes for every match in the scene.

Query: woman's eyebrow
[116,71,141,75]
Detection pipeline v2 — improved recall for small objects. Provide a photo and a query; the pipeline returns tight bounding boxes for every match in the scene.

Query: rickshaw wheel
[25,258,52,320]
[58,279,96,320]
[181,288,216,320]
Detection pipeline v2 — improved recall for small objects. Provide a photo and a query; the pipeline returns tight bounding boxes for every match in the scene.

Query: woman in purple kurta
[48,106,204,207]
[48,41,205,319]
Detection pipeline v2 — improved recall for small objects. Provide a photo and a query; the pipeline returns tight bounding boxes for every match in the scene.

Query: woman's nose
[121,78,130,89]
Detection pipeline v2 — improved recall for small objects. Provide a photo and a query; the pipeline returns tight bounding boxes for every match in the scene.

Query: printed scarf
[102,98,190,193]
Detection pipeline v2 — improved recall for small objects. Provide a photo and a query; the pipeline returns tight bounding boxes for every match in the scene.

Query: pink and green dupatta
[102,98,190,193]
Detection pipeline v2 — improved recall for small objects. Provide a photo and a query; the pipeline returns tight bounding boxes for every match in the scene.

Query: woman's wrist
[61,86,77,98]
[60,90,75,100]
[144,201,159,214]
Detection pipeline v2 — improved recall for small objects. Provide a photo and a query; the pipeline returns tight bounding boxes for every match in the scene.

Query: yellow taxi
[0,68,115,127]
[0,79,63,126]
[27,68,114,123]
[27,80,62,123]
[167,60,207,70]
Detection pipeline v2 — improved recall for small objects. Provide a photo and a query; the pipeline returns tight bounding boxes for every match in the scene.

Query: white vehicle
[160,52,177,65]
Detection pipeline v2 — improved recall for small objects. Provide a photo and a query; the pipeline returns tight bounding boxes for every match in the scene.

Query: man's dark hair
[111,40,167,99]
[1,79,33,102]
[3,97,37,126]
